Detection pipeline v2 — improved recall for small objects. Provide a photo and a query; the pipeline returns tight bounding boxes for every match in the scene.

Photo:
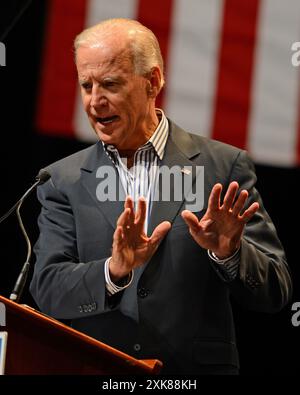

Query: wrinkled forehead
[78,29,133,60]
[76,34,134,72]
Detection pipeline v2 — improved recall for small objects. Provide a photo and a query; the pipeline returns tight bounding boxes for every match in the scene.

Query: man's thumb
[149,221,171,245]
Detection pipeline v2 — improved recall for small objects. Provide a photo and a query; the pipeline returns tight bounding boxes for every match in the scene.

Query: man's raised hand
[181,182,259,259]
[109,196,171,282]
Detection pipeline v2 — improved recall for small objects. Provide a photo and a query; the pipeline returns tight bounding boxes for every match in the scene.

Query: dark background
[0,0,299,375]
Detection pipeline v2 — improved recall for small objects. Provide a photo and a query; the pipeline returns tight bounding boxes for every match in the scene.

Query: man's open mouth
[96,115,120,125]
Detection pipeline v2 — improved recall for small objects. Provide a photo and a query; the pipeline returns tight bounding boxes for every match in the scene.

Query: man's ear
[146,67,162,98]
[146,80,153,96]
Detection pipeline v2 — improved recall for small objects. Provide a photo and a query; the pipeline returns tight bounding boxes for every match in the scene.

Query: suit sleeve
[30,176,117,319]
[225,150,292,312]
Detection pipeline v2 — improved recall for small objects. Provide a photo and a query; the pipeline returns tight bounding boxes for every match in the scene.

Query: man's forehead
[77,43,132,68]
[83,28,131,52]
[76,49,135,83]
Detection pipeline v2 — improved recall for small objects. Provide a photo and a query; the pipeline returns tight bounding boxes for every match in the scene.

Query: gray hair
[74,18,165,90]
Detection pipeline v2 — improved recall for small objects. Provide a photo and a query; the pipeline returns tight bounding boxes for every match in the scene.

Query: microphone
[0,169,51,303]
[0,0,33,41]
[0,169,50,225]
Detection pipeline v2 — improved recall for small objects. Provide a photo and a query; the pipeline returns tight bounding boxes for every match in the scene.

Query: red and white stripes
[36,0,300,166]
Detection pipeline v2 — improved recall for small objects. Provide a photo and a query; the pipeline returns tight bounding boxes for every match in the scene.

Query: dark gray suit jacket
[30,120,292,374]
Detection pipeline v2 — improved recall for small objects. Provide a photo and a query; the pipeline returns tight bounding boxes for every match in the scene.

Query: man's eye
[104,81,116,87]
[103,80,120,90]
[81,83,92,90]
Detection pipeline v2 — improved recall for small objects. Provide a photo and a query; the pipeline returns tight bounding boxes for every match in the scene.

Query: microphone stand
[0,170,51,303]
[9,199,32,302]
[0,178,41,225]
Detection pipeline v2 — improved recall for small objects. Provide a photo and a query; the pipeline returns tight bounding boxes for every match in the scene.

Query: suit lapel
[80,142,125,230]
[79,122,202,234]
[148,121,202,235]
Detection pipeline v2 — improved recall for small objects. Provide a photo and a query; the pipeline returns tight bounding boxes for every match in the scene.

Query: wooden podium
[0,295,162,375]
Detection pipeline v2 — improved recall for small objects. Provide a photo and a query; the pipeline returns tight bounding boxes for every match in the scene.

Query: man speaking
[30,18,292,375]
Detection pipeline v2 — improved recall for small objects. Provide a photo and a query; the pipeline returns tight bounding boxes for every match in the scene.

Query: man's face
[76,40,154,151]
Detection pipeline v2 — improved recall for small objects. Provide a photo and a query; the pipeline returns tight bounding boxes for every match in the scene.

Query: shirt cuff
[208,247,241,281]
[104,257,134,295]
[208,247,240,264]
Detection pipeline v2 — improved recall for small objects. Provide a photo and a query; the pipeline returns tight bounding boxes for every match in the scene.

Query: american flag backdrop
[36,0,300,167]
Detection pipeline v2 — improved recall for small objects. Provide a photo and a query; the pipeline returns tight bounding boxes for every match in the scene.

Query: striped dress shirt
[102,109,240,294]
[103,109,168,232]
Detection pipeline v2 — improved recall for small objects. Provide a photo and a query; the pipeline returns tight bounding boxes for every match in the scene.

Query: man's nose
[90,87,108,108]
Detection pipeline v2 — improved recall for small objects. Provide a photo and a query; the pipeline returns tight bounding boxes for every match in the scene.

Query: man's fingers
[181,210,200,233]
[113,225,124,244]
[222,182,239,210]
[240,202,260,222]
[117,207,131,227]
[135,197,147,229]
[117,197,147,240]
[124,196,134,226]
[117,197,134,233]
[208,183,222,212]
[232,190,248,216]
[149,221,171,246]
[124,196,134,210]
